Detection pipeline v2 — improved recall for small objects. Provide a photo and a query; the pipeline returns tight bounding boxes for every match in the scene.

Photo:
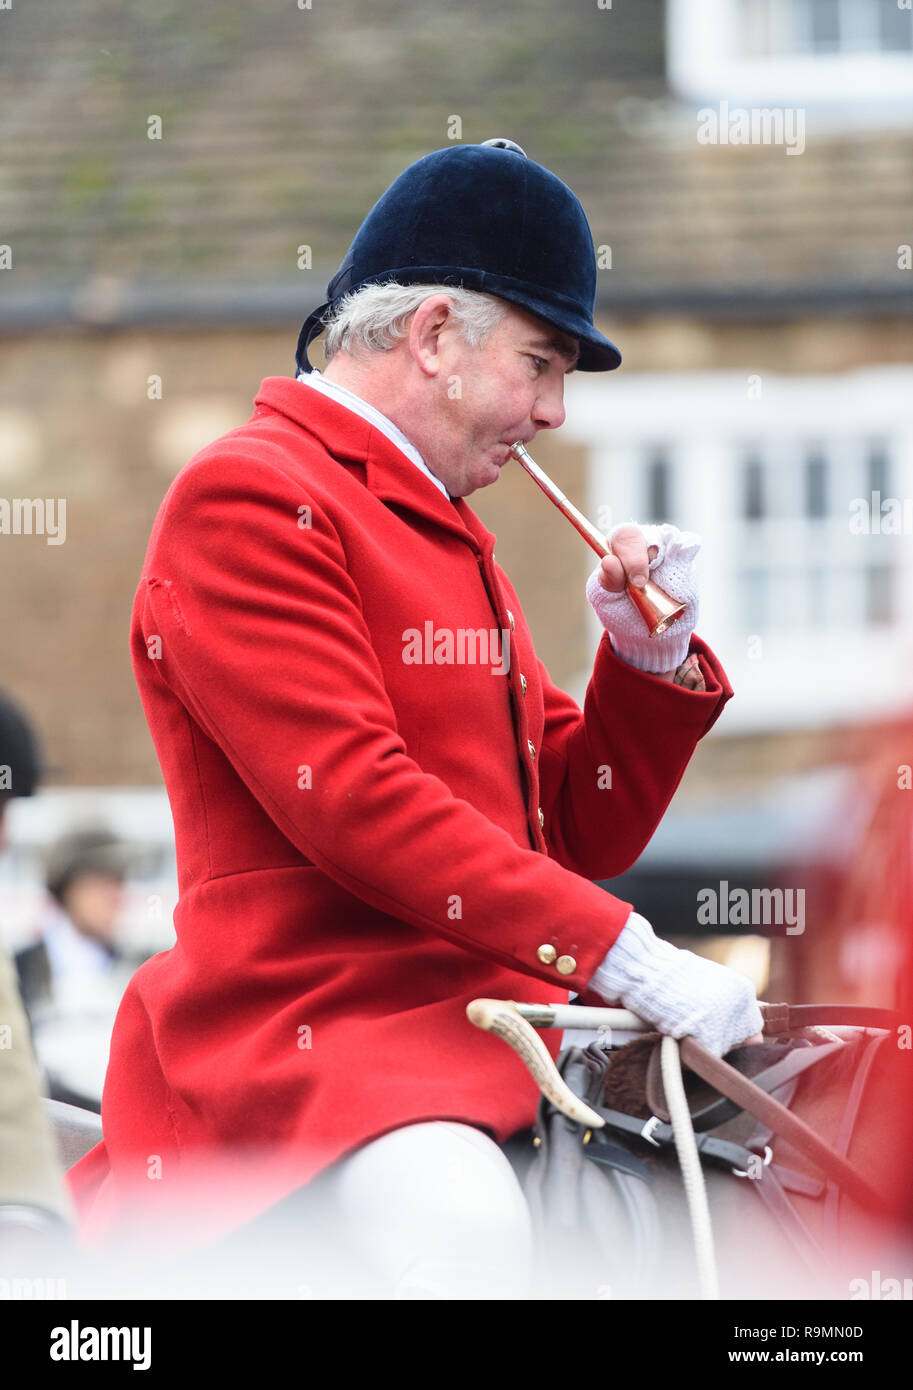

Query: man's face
[419,303,578,498]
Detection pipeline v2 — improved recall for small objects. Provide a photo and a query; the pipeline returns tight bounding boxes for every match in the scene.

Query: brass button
[507,609,515,632]
[520,673,527,696]
[537,807,544,828]
[527,739,536,762]
[536,943,557,965]
[556,955,577,976]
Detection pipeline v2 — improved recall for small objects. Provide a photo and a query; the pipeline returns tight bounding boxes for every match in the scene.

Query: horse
[477,1000,912,1300]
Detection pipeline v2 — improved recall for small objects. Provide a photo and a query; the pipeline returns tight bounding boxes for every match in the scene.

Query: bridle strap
[678,1036,892,1215]
[761,1003,902,1033]
[591,1104,757,1172]
[824,1031,890,1232]
[750,1161,828,1271]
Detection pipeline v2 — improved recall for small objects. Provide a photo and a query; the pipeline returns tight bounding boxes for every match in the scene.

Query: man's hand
[588,524,703,682]
[589,911,765,1058]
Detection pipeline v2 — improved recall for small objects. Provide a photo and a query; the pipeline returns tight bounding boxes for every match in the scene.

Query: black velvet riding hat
[0,686,45,798]
[295,140,621,374]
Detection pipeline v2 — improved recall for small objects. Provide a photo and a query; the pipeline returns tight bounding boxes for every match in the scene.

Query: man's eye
[529,356,549,373]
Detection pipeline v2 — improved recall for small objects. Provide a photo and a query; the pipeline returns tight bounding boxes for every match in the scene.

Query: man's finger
[597,554,628,593]
[608,525,650,589]
[672,655,706,692]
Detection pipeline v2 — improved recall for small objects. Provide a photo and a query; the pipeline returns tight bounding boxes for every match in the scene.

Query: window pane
[865,566,894,625]
[879,2,913,52]
[742,570,769,631]
[646,452,670,521]
[867,442,891,498]
[741,0,908,57]
[809,0,841,52]
[805,450,827,518]
[806,566,827,627]
[743,455,764,520]
[740,0,777,57]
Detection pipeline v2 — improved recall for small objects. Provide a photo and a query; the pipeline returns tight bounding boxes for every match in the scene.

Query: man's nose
[532,383,566,431]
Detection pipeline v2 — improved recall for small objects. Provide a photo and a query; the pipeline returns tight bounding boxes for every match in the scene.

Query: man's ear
[407,294,455,378]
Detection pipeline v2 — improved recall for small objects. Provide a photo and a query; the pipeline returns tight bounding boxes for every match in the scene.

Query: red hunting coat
[67,377,733,1251]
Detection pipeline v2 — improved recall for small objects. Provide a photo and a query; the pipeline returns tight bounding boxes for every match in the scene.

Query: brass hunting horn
[509,442,685,637]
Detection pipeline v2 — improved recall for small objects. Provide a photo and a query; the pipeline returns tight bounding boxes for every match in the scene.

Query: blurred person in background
[0,687,73,1258]
[0,687,43,854]
[15,826,148,1113]
[16,827,136,1011]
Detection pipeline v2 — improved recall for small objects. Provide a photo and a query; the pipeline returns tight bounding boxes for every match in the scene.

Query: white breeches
[322,1120,534,1298]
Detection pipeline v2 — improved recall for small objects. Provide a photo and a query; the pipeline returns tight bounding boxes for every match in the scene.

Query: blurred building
[1,0,911,1003]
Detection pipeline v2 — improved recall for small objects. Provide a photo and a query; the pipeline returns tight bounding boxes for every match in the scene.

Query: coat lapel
[254,376,494,559]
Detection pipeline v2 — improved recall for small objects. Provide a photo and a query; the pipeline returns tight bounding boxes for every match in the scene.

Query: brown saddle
[592,1002,899,1266]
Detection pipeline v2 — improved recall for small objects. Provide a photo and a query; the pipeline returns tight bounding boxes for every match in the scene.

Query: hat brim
[469,283,621,372]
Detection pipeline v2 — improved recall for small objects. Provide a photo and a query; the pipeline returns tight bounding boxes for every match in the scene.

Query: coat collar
[254,377,495,558]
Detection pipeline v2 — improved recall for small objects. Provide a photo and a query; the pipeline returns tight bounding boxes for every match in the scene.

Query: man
[66,142,761,1294]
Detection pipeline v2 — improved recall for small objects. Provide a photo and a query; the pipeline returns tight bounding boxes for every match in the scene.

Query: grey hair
[320,281,508,361]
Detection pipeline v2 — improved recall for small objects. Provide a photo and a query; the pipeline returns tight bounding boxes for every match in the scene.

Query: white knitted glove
[589,911,763,1058]
[586,523,701,674]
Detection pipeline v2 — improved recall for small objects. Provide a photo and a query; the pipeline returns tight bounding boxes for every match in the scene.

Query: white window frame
[563,366,913,734]
[667,0,913,116]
